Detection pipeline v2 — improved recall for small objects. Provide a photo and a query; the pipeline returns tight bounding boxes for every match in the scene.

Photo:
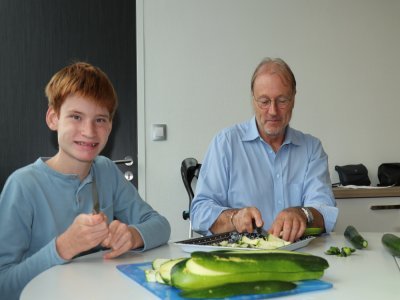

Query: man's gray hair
[250,57,296,96]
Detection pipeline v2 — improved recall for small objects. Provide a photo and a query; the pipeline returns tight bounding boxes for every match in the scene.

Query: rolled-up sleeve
[190,133,231,235]
[302,137,338,232]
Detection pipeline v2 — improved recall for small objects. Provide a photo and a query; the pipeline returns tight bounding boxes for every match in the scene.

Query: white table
[21,232,399,299]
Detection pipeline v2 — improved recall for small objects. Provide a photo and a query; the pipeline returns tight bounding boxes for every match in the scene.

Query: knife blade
[92,177,100,214]
[252,220,268,237]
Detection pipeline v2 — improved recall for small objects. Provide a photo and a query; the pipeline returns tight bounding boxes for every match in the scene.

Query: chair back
[181,158,201,221]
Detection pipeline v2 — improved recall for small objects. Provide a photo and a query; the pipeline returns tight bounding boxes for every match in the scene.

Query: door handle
[113,156,134,166]
[113,156,134,182]
[370,204,400,210]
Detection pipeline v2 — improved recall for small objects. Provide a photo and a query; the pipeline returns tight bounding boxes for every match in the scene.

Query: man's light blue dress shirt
[190,117,338,236]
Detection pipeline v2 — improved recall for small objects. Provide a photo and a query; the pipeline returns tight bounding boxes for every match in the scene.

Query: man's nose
[268,100,278,115]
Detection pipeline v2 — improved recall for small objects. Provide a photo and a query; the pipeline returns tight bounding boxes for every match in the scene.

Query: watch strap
[299,207,314,225]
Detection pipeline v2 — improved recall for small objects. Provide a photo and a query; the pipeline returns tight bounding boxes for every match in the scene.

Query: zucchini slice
[158,258,186,284]
[152,258,170,270]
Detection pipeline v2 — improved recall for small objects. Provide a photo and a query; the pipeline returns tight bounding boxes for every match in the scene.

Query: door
[0,0,138,189]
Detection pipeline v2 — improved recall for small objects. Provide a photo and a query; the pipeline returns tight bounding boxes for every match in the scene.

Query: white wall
[137,0,400,240]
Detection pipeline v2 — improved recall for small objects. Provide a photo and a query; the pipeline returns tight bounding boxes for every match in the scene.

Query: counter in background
[333,187,400,233]
[333,186,400,199]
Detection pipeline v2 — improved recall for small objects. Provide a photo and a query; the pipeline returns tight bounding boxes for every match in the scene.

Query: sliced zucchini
[171,250,328,290]
[144,269,157,282]
[152,258,170,270]
[158,257,186,285]
[171,258,324,290]
[189,250,329,273]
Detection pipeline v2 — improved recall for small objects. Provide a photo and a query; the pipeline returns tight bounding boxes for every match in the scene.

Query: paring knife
[252,220,268,237]
[92,178,100,214]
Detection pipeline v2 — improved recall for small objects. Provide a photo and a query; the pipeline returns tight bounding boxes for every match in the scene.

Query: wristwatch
[299,207,314,226]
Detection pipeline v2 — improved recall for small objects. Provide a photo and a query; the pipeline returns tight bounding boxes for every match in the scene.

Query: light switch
[152,124,167,141]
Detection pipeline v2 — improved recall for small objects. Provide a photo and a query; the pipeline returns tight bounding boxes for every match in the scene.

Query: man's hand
[210,206,264,234]
[56,213,109,260]
[101,220,144,259]
[231,207,264,233]
[268,207,307,242]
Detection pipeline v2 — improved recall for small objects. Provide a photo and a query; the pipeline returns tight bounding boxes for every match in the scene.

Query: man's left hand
[268,207,307,242]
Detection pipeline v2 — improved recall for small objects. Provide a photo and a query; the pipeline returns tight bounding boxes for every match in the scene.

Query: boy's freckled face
[48,94,112,164]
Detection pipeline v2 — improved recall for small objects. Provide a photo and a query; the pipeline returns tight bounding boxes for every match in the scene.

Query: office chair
[181,157,201,238]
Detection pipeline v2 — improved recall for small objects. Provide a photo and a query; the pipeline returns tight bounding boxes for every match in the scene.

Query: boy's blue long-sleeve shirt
[0,156,171,299]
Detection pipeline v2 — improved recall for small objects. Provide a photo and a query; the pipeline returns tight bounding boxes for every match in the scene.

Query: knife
[252,220,268,237]
[92,177,100,214]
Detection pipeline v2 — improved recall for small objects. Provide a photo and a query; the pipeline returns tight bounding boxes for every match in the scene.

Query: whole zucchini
[344,225,368,249]
[180,280,296,299]
[382,233,400,257]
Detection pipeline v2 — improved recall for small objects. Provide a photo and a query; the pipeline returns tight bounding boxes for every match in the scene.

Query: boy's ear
[46,107,58,131]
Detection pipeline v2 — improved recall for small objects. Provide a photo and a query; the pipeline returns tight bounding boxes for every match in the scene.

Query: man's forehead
[254,71,292,90]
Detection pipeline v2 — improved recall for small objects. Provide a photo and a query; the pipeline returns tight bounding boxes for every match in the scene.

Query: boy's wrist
[128,227,144,249]
[55,235,75,260]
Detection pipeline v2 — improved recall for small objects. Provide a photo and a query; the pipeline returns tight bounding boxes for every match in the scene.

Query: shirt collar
[283,126,301,146]
[242,116,301,147]
[36,157,95,185]
[242,116,261,141]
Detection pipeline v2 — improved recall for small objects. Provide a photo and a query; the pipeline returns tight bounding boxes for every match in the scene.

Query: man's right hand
[56,213,109,260]
[231,207,264,233]
[210,206,264,234]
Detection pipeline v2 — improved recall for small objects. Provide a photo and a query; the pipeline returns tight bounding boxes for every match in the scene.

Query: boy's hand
[56,213,109,260]
[101,220,144,259]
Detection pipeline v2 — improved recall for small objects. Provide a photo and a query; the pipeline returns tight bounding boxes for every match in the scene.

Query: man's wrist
[229,209,239,228]
[298,207,314,225]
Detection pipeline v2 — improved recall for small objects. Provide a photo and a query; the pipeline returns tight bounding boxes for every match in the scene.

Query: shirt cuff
[313,205,339,233]
[50,238,70,265]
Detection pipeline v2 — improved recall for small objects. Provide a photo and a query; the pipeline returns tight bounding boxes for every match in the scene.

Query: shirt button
[276,174,280,178]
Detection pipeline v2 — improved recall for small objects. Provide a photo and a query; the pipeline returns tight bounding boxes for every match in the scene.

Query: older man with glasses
[190,57,338,242]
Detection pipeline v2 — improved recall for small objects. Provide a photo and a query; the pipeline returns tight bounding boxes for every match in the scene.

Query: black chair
[181,158,201,237]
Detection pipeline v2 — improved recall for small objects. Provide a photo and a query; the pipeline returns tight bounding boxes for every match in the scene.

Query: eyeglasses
[254,97,292,110]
